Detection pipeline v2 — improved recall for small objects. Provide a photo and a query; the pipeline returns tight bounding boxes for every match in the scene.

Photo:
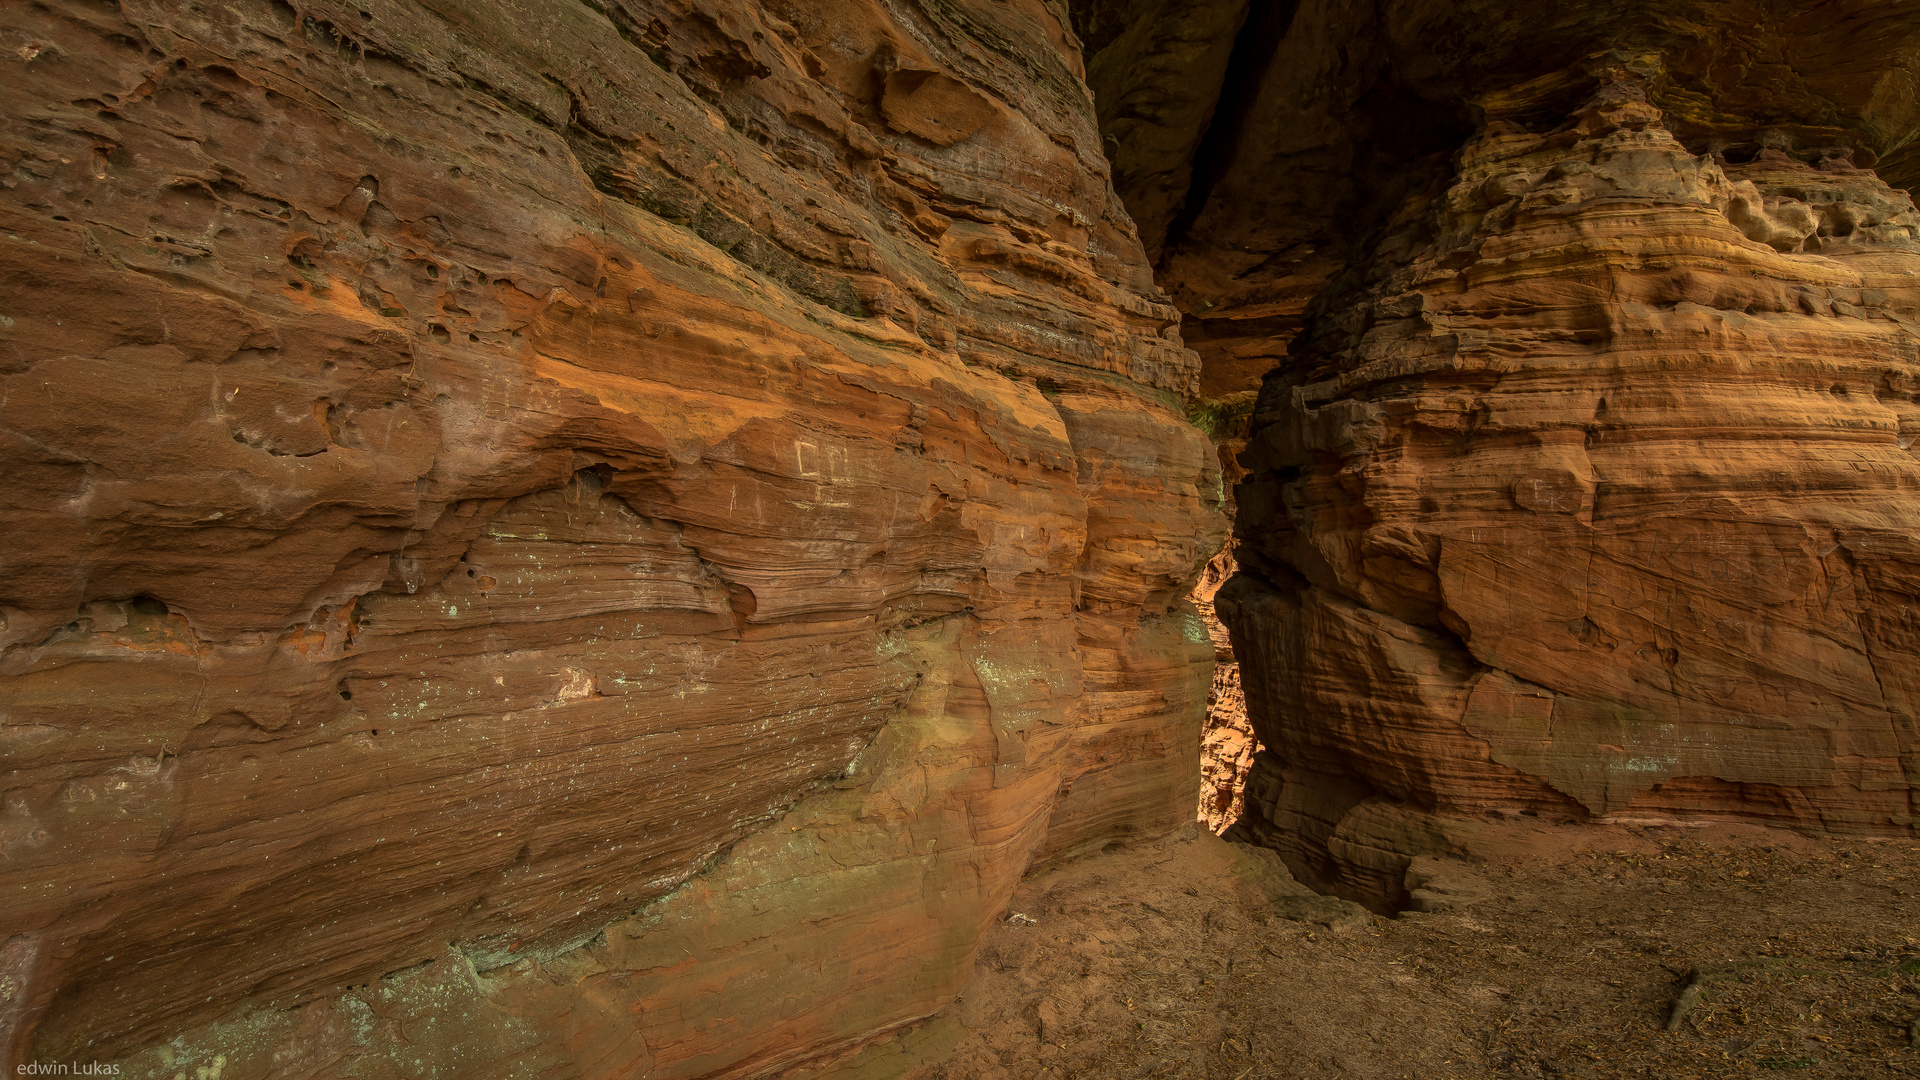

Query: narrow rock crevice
[1078,1,1920,913]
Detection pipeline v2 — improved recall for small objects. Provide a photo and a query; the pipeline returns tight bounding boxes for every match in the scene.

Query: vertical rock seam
[1070,0,1920,912]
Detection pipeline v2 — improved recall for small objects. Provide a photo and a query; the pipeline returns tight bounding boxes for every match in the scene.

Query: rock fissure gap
[1076,3,1920,922]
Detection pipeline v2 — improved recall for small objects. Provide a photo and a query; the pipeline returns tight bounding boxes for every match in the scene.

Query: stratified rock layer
[0,0,1222,1073]
[1061,0,1920,909]
[1221,71,1920,906]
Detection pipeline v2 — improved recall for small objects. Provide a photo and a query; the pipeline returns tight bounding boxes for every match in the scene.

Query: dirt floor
[801,821,1920,1080]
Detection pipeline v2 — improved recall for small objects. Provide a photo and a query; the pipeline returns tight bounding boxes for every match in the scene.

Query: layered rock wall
[0,0,1221,1073]
[1222,69,1920,905]
[1073,0,1920,908]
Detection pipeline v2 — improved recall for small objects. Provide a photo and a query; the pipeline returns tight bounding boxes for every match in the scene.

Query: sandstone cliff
[1073,1,1920,908]
[17,0,1920,1068]
[0,0,1222,1073]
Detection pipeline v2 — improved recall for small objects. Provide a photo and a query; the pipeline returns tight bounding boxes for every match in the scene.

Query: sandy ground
[799,822,1920,1080]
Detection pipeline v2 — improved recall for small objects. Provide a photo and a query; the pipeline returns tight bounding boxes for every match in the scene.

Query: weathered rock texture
[1187,400,1255,833]
[1081,1,1920,909]
[1193,544,1254,834]
[0,0,1223,1073]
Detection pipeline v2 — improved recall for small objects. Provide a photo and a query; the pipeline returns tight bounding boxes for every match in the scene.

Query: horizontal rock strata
[1223,71,1920,907]
[1069,0,1920,908]
[0,0,1222,1073]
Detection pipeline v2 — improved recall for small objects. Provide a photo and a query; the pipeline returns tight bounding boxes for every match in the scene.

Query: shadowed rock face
[1075,2,1920,909]
[12,0,1920,1068]
[0,0,1224,1072]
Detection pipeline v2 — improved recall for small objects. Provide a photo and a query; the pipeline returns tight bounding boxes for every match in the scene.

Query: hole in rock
[128,596,169,617]
[726,582,757,629]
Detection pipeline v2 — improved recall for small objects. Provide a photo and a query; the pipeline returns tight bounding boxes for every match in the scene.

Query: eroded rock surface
[1191,422,1256,835]
[1223,74,1920,908]
[0,0,1222,1073]
[1076,2,1920,909]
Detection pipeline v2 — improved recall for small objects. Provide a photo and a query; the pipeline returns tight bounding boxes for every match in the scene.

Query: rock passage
[1079,0,1920,911]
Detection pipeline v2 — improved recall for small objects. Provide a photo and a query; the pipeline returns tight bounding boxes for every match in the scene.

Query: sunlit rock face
[1226,86,1920,905]
[1109,2,1920,909]
[0,0,1223,1073]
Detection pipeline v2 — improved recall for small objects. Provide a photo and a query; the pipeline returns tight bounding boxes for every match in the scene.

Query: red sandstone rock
[1071,1,1920,908]
[0,0,1220,1072]
[1195,548,1256,834]
[1190,414,1256,835]
[1222,75,1920,906]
